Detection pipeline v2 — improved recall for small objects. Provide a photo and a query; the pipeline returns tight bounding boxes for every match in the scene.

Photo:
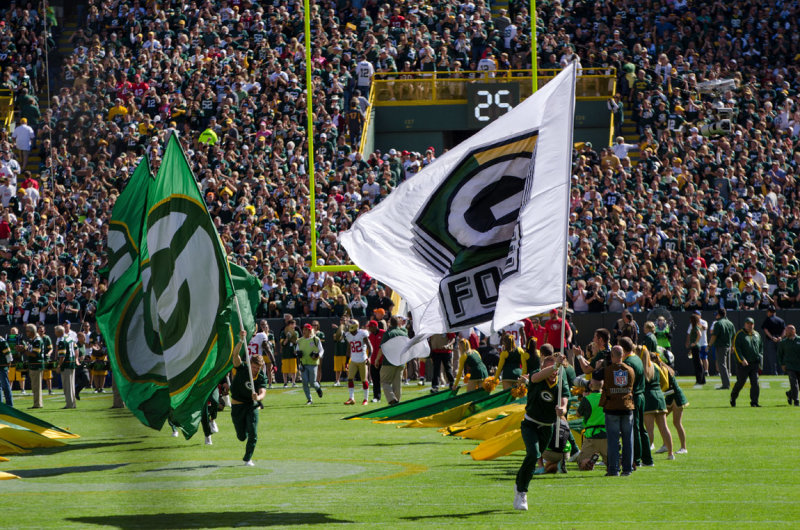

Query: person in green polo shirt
[709,308,736,390]
[730,318,763,407]
[619,336,653,467]
[297,323,324,405]
[778,325,800,406]
[513,353,568,511]
[230,330,265,466]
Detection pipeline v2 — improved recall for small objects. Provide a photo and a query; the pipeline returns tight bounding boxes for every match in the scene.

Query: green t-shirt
[280,329,298,360]
[711,318,736,348]
[230,361,267,403]
[623,354,645,396]
[590,347,611,369]
[525,370,569,424]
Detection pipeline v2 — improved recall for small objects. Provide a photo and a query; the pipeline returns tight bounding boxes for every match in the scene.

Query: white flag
[340,63,577,335]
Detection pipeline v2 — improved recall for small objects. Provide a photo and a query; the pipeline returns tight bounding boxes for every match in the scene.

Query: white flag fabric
[380,334,431,367]
[341,64,576,335]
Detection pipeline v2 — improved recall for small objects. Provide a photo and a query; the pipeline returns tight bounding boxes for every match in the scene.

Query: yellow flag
[464,429,525,461]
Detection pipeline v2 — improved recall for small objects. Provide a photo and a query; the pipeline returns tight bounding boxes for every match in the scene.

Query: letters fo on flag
[340,63,577,335]
[98,135,260,438]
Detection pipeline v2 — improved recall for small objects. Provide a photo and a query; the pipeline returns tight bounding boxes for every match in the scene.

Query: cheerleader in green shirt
[496,334,529,390]
[640,349,674,460]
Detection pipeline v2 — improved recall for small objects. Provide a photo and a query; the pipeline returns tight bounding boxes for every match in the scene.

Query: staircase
[23,16,79,175]
[620,121,641,165]
[491,0,510,19]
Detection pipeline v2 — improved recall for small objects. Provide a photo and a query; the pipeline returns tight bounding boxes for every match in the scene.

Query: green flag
[97,157,171,430]
[99,137,261,439]
[144,134,258,438]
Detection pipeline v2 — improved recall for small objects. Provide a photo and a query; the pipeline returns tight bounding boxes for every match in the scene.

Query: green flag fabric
[99,136,261,438]
[377,389,489,421]
[343,388,460,420]
[97,157,171,431]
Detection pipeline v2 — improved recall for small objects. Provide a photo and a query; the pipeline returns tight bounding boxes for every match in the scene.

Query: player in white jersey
[490,321,527,349]
[248,320,276,388]
[344,320,372,405]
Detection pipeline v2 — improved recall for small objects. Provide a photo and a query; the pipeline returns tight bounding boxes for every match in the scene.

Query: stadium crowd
[0,0,798,338]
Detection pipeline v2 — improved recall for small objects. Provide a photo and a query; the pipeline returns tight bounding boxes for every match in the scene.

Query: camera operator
[297,323,324,405]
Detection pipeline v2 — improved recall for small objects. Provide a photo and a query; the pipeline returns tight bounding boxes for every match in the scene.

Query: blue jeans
[0,368,12,405]
[605,411,634,475]
[301,364,320,401]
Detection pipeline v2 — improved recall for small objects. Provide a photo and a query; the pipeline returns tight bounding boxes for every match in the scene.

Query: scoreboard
[466,83,520,128]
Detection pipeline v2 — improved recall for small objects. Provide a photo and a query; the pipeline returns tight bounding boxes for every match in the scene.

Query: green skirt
[644,388,667,413]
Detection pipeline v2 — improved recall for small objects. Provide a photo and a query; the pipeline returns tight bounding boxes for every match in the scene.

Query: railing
[0,88,15,131]
[358,84,377,155]
[371,68,617,105]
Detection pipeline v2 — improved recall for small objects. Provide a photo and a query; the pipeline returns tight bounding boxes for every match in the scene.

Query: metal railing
[358,84,377,155]
[371,68,617,105]
[0,88,15,131]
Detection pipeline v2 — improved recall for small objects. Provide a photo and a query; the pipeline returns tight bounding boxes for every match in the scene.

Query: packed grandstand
[1,0,799,328]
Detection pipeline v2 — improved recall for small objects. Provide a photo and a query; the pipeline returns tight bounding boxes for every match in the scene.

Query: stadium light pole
[304,0,361,273]
[530,0,538,94]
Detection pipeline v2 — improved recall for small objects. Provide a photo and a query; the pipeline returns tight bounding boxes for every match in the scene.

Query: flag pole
[554,61,578,449]
[530,0,538,94]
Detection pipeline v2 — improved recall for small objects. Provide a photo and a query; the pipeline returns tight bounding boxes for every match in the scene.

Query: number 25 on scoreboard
[474,90,511,122]
[467,83,520,128]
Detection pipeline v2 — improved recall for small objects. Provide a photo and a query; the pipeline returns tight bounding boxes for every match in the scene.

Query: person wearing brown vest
[599,346,635,476]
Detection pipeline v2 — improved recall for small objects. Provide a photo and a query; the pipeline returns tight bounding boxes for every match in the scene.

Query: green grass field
[2,376,799,529]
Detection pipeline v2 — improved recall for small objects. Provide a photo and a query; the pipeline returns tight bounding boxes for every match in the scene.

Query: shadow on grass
[401,509,504,521]
[12,440,142,457]
[368,441,442,447]
[9,463,129,478]
[68,511,352,528]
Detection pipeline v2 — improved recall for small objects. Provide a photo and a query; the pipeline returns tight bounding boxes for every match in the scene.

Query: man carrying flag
[230,330,264,466]
[513,353,569,510]
[339,63,578,513]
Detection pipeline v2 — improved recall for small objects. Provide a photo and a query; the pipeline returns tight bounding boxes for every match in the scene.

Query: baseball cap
[303,323,313,330]
[744,318,754,324]
[367,320,378,327]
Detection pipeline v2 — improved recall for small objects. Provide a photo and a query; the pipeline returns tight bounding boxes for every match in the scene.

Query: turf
[1,376,798,529]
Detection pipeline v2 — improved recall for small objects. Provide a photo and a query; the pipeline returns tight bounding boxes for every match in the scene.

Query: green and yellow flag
[99,136,260,438]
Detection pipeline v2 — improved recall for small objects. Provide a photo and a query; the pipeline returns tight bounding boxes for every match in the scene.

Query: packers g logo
[541,390,554,403]
[116,196,227,393]
[413,132,538,328]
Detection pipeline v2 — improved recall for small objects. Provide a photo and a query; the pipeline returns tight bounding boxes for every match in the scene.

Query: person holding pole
[513,352,568,511]
[230,329,265,466]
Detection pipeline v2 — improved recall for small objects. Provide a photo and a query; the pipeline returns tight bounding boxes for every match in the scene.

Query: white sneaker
[650,443,655,450]
[291,383,297,388]
[171,429,179,438]
[676,448,688,454]
[371,398,380,403]
[655,445,668,454]
[667,454,676,460]
[205,436,213,445]
[209,420,219,434]
[244,460,255,467]
[513,486,528,511]
[306,400,313,405]
[334,382,341,387]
